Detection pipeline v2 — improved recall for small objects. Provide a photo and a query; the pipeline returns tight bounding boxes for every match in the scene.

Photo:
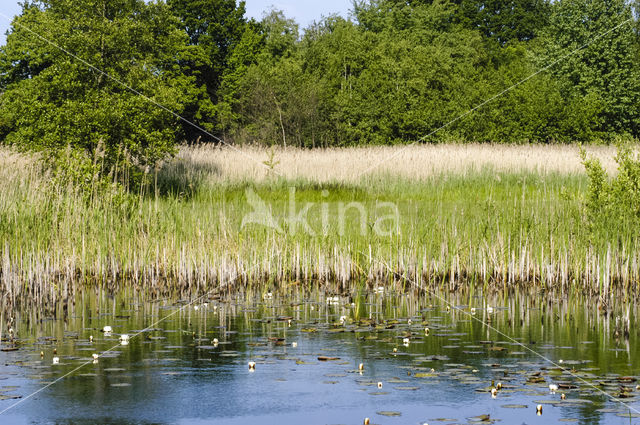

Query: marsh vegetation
[1,144,639,315]
[1,0,640,422]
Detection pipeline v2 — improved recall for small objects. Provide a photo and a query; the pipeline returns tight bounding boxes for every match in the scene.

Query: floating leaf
[317,356,340,361]
[377,411,401,416]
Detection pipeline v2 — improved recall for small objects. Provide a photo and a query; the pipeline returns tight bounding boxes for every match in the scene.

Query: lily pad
[377,411,402,416]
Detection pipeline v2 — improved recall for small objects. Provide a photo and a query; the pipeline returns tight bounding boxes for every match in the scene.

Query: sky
[0,1,353,46]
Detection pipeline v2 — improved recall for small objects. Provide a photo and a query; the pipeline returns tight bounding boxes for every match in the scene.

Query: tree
[260,9,299,59]
[544,0,640,138]
[0,0,197,186]
[215,20,265,137]
[221,9,317,147]
[333,1,491,144]
[354,0,551,45]
[458,0,551,45]
[168,0,247,140]
[461,44,600,142]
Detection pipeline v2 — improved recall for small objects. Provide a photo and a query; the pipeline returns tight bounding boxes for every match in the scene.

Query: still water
[1,288,640,424]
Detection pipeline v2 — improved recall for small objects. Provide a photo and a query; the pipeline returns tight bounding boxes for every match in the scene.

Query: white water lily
[327,296,340,305]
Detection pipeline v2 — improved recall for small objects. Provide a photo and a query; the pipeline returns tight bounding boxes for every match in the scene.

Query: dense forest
[0,0,639,172]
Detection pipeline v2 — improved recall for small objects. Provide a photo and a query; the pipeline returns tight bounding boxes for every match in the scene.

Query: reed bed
[0,144,637,310]
[175,143,619,183]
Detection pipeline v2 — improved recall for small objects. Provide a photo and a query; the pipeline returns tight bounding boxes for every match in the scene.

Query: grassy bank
[0,144,637,307]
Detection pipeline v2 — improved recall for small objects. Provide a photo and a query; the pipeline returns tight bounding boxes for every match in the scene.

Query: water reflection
[1,287,639,424]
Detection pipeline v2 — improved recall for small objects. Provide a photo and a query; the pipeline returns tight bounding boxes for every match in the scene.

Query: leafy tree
[219,0,640,146]
[215,20,265,137]
[3,0,636,155]
[260,9,299,59]
[0,0,197,187]
[322,1,490,144]
[461,43,603,142]
[582,145,640,243]
[223,10,320,147]
[544,0,640,138]
[354,0,551,44]
[459,0,551,44]
[168,0,247,140]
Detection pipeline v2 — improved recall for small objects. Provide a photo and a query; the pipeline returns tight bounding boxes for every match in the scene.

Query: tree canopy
[0,0,198,185]
[1,0,639,176]
[223,0,639,145]
[167,0,247,140]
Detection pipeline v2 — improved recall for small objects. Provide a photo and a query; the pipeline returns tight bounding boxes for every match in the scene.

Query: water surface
[1,289,639,424]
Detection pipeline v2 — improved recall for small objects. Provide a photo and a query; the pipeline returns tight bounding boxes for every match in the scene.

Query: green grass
[0,152,638,303]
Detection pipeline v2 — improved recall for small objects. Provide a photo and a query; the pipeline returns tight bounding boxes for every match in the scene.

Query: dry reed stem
[0,144,636,305]
[175,143,620,183]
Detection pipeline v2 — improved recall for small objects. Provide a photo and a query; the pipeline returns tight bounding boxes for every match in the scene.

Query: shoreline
[1,144,637,306]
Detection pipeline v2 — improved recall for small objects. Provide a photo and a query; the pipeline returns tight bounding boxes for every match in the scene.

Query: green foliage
[2,0,640,152]
[462,43,604,142]
[168,0,247,138]
[355,0,552,45]
[227,0,632,146]
[581,144,640,241]
[215,20,265,133]
[262,147,280,176]
[224,10,330,147]
[460,0,551,45]
[544,0,640,138]
[0,0,196,186]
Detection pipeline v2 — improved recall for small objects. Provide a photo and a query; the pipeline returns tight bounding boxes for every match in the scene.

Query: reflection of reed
[5,287,638,423]
[7,287,637,379]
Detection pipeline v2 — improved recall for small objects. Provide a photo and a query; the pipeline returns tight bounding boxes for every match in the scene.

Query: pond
[1,288,639,424]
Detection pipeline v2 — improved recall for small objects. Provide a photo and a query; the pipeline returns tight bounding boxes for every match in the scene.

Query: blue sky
[0,1,353,45]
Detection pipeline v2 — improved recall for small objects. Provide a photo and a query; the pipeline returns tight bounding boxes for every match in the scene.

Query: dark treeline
[0,0,639,174]
[186,0,640,146]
